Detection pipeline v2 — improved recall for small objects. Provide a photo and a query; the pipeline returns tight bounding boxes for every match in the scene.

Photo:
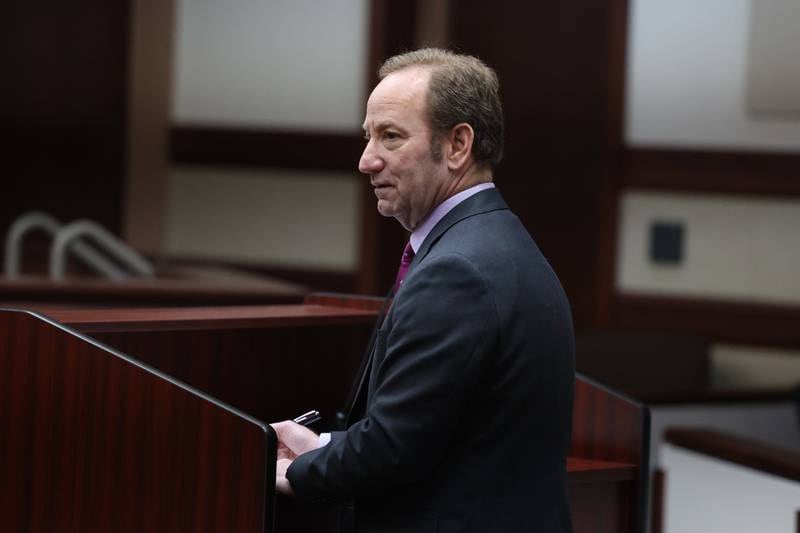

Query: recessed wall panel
[172,0,368,131]
[165,167,361,271]
[626,0,800,150]
[617,190,800,304]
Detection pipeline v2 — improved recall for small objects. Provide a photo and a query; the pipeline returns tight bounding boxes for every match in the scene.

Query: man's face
[359,67,450,231]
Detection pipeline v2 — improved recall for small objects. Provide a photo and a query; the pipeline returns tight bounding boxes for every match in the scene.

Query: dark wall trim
[162,255,358,294]
[650,469,665,533]
[356,0,419,295]
[614,293,800,349]
[622,148,800,197]
[592,0,630,328]
[170,126,364,172]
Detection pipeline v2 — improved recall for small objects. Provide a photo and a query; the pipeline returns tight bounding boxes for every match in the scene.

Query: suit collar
[409,183,495,253]
[412,187,509,264]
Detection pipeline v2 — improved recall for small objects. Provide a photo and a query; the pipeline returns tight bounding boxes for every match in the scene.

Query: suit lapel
[344,288,394,427]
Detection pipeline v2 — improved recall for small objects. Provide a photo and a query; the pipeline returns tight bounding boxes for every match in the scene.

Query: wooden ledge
[629,387,795,405]
[567,457,636,484]
[665,428,800,482]
[0,275,306,306]
[30,304,378,333]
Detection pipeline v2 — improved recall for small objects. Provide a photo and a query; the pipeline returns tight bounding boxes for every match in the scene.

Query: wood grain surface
[0,309,274,532]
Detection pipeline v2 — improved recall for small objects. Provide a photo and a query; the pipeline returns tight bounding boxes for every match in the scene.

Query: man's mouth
[372,182,393,193]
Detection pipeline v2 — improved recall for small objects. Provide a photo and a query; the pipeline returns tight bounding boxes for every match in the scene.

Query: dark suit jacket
[288,188,575,533]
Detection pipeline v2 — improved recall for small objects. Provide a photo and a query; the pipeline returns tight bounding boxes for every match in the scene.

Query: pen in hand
[293,410,321,426]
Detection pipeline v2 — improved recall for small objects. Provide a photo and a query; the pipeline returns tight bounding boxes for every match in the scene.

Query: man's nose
[358,140,384,175]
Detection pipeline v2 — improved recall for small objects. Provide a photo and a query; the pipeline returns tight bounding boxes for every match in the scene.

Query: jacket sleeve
[287,253,499,504]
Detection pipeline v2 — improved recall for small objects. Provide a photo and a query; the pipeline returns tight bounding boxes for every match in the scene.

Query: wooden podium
[0,308,276,533]
[2,294,648,533]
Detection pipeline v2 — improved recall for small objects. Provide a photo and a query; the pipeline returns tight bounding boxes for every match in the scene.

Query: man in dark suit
[272,48,575,533]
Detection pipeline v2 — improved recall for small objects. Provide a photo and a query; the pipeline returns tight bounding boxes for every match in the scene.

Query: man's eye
[383,131,400,141]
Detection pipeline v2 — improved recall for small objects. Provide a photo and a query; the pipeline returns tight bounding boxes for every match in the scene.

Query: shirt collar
[409,182,495,253]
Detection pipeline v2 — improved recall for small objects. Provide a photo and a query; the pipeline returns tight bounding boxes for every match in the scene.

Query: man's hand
[270,421,321,496]
[271,420,320,460]
[276,458,295,496]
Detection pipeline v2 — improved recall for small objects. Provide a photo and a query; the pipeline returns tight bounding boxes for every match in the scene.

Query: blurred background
[3,0,800,530]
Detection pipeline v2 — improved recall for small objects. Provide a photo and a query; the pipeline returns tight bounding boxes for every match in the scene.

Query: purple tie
[394,242,415,292]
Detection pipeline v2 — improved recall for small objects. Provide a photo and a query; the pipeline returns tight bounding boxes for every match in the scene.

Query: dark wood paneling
[46,304,378,333]
[568,457,636,484]
[569,457,636,533]
[1,1,130,244]
[569,482,632,533]
[650,469,665,533]
[170,127,365,172]
[615,294,800,349]
[623,148,800,197]
[665,428,800,482]
[48,306,377,429]
[95,325,371,430]
[571,374,649,533]
[0,309,273,532]
[576,331,711,403]
[571,375,649,466]
[593,0,630,328]
[366,0,419,89]
[449,0,629,330]
[39,298,646,533]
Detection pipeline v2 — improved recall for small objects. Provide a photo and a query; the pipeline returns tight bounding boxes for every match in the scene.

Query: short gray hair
[379,48,504,169]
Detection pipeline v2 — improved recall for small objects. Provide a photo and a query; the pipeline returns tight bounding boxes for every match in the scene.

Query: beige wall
[172,0,368,131]
[616,191,800,304]
[626,0,800,150]
[165,167,361,271]
[156,0,370,271]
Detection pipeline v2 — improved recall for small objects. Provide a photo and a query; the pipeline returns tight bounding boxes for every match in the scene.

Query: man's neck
[443,162,492,200]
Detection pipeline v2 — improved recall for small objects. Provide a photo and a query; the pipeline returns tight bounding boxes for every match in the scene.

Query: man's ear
[446,123,475,171]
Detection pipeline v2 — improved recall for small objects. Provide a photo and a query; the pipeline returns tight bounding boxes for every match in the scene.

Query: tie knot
[401,242,415,265]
